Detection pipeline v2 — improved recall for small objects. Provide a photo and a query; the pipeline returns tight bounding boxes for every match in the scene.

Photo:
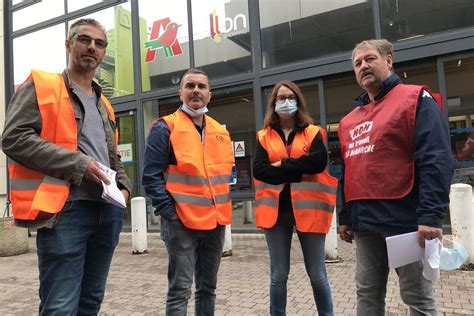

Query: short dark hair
[263,80,313,128]
[68,18,107,40]
[180,68,210,88]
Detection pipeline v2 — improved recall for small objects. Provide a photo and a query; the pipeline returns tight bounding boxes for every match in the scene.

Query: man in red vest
[142,68,233,314]
[338,39,453,315]
[2,19,131,314]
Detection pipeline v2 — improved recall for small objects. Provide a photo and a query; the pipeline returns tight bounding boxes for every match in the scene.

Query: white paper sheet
[386,231,424,269]
[97,162,127,208]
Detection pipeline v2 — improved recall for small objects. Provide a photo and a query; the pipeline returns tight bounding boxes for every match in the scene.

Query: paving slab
[0,233,473,315]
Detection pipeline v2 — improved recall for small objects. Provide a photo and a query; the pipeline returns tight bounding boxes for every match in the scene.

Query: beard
[72,51,102,73]
[78,60,98,72]
[360,73,383,91]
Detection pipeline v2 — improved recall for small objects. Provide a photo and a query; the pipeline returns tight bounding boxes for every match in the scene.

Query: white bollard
[222,224,232,257]
[449,184,474,263]
[131,197,148,254]
[243,201,253,224]
[325,208,339,262]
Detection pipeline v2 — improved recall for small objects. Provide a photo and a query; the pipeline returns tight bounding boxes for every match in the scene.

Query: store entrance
[116,110,139,229]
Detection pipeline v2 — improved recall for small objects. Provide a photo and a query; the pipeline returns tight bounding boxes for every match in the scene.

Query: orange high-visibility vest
[254,125,338,233]
[8,70,117,220]
[162,110,233,230]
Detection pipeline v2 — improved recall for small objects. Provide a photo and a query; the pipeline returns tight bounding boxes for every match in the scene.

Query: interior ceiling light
[457,60,462,67]
[403,72,408,79]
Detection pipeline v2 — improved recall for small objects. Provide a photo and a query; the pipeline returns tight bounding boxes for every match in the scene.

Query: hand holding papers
[386,232,440,282]
[97,162,127,208]
[386,232,424,269]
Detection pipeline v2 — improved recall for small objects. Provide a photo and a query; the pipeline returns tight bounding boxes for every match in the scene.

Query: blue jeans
[264,210,334,316]
[36,200,123,315]
[161,218,225,316]
[355,231,437,316]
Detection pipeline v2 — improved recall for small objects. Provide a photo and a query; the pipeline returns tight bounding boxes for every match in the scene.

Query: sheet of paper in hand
[97,161,127,208]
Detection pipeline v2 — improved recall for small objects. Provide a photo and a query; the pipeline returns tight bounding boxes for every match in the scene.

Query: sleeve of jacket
[338,160,351,226]
[2,79,91,186]
[142,120,177,220]
[253,136,302,185]
[280,131,328,174]
[114,151,133,194]
[414,90,454,228]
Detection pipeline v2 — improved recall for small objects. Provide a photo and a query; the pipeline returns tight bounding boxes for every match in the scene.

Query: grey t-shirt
[69,83,110,201]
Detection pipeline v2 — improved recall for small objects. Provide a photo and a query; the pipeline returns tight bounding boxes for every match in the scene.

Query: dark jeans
[264,210,334,316]
[36,200,123,315]
[161,218,225,316]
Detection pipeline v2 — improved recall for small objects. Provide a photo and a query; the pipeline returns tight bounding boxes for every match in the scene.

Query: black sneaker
[221,250,233,257]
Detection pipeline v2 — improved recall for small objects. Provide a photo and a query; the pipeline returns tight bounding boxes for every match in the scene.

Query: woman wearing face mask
[253,81,338,316]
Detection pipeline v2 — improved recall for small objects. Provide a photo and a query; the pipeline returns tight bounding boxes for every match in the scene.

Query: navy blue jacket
[338,74,453,233]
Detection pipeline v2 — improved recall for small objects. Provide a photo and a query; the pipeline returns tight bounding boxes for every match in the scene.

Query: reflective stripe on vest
[8,70,117,220]
[163,110,233,230]
[254,125,338,233]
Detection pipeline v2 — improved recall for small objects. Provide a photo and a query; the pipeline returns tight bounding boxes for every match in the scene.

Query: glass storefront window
[191,0,252,79]
[445,57,474,172]
[13,0,65,31]
[323,74,362,212]
[13,24,66,85]
[380,0,474,42]
[395,59,439,91]
[117,112,139,228]
[259,0,375,68]
[67,0,103,13]
[138,0,190,92]
[69,2,135,98]
[302,83,320,124]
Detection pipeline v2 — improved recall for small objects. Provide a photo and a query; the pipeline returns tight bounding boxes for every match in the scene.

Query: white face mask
[427,238,469,271]
[181,104,208,117]
[275,99,298,119]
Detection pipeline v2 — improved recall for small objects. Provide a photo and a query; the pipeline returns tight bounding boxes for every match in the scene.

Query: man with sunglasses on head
[2,18,131,315]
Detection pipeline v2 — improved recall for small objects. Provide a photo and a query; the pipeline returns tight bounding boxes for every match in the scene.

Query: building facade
[3,0,474,231]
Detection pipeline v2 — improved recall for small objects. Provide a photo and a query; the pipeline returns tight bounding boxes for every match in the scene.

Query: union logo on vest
[349,121,373,141]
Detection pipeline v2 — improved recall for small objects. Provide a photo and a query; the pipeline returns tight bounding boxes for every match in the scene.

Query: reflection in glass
[380,0,474,42]
[117,114,138,228]
[395,59,439,92]
[301,84,320,124]
[139,0,190,91]
[67,0,102,13]
[191,0,252,79]
[13,24,66,85]
[70,3,135,98]
[446,57,474,168]
[207,88,256,192]
[13,0,65,31]
[323,74,361,212]
[259,0,374,68]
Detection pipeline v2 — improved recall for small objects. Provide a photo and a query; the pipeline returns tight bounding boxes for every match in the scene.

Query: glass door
[116,110,139,228]
[444,55,474,178]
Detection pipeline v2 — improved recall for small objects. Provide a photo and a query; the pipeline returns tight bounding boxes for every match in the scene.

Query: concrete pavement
[1,233,473,315]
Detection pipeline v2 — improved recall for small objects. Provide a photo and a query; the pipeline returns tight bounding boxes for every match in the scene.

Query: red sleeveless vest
[338,84,426,202]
